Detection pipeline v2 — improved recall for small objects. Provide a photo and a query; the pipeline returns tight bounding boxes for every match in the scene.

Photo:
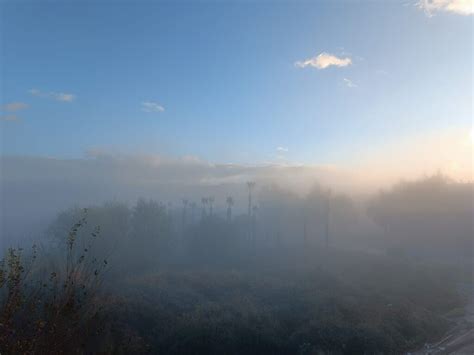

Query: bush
[0,210,107,354]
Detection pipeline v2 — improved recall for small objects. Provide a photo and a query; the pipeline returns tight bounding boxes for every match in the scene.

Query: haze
[0,1,473,354]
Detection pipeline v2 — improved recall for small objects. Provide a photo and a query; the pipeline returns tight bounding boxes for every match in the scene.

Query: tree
[201,198,208,220]
[130,198,170,267]
[190,202,197,224]
[182,199,188,227]
[367,174,473,258]
[208,196,215,216]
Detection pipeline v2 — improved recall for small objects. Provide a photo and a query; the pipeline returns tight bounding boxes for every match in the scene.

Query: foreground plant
[0,209,107,354]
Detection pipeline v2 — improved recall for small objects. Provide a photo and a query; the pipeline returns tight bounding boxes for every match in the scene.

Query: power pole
[303,212,307,246]
[247,182,255,218]
[325,190,331,249]
[182,199,188,228]
[246,182,256,245]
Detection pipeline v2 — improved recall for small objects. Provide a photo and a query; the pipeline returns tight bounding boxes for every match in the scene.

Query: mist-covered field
[1,173,472,353]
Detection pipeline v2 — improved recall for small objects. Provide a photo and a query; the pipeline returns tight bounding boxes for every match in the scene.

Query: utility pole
[246,182,256,245]
[252,205,258,250]
[247,182,255,218]
[303,212,307,246]
[325,189,331,249]
[182,199,188,228]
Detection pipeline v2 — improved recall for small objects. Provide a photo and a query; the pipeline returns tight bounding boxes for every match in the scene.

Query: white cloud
[29,89,76,102]
[141,101,165,113]
[417,0,473,16]
[276,147,289,153]
[343,78,357,88]
[3,102,29,112]
[55,93,75,102]
[295,52,352,69]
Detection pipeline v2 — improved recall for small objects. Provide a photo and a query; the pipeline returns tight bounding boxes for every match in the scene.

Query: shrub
[0,209,107,354]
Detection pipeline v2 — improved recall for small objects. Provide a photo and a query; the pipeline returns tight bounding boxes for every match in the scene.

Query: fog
[1,0,473,352]
[2,142,472,260]
[2,149,472,352]
[0,153,354,246]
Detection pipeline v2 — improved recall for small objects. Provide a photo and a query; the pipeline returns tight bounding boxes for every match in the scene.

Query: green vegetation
[1,221,464,354]
[100,251,461,354]
[0,211,106,354]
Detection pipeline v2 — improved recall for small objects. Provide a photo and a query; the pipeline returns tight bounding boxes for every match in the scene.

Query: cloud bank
[1,127,471,245]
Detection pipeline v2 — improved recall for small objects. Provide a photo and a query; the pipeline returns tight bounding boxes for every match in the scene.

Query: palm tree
[190,202,197,224]
[182,199,188,227]
[208,196,215,216]
[201,197,208,220]
[226,196,234,222]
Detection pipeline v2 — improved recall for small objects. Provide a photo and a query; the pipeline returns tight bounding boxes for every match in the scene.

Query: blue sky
[1,0,472,165]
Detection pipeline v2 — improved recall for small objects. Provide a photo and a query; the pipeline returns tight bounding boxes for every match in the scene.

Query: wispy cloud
[276,146,289,153]
[29,89,76,102]
[417,0,473,16]
[0,114,20,122]
[141,101,165,113]
[3,102,29,112]
[343,78,357,88]
[295,52,352,69]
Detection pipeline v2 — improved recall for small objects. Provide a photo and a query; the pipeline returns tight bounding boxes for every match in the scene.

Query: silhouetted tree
[190,201,197,224]
[182,199,188,228]
[201,198,208,220]
[208,196,215,216]
[130,198,170,268]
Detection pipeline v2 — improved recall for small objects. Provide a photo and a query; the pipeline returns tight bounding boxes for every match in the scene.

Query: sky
[0,0,472,168]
